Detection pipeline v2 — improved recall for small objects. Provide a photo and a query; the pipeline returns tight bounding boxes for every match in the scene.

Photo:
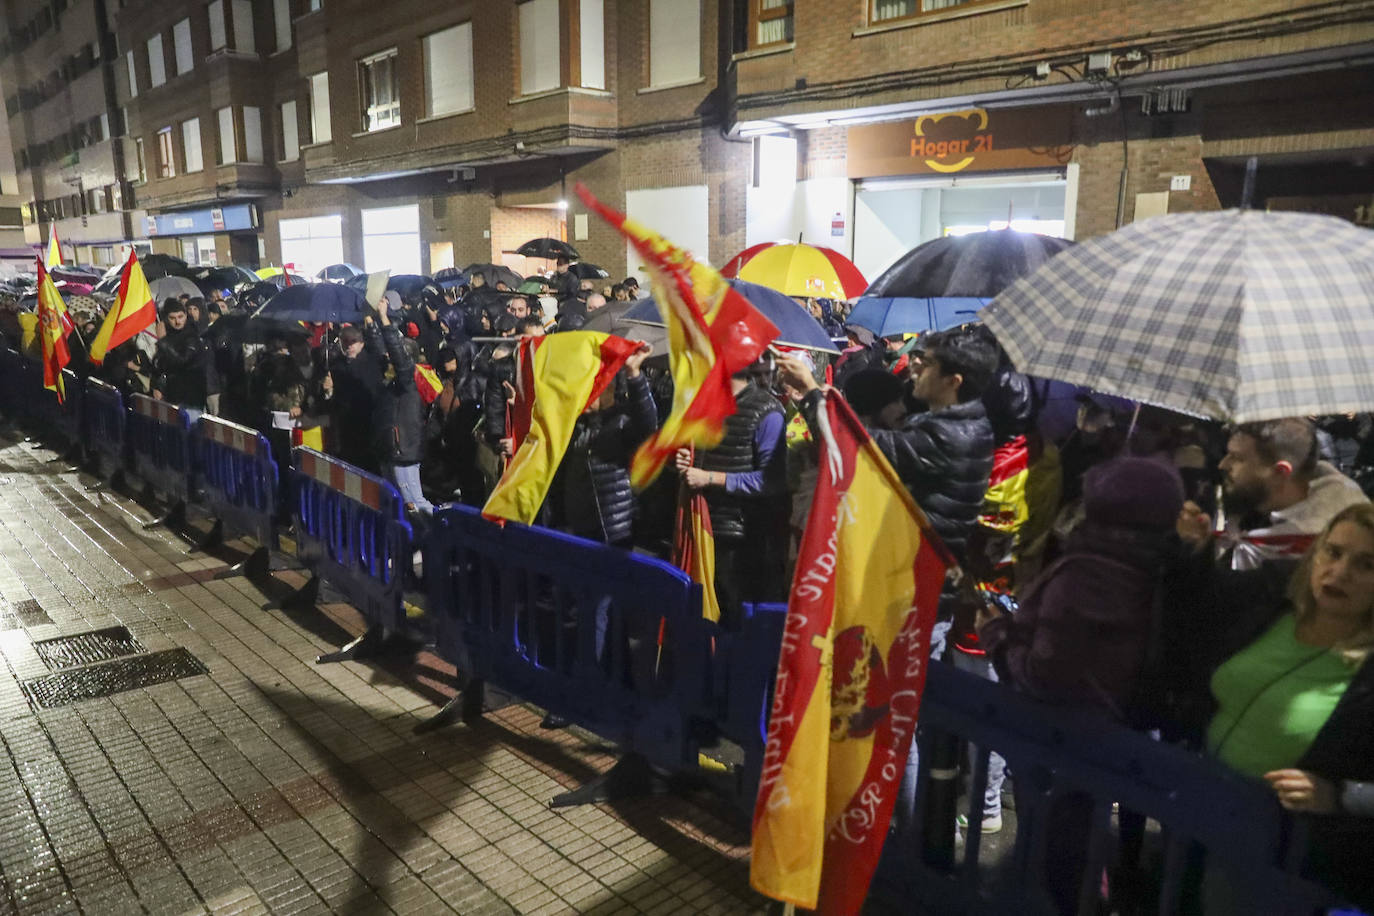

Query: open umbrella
[251,283,368,325]
[261,272,311,289]
[317,263,363,282]
[433,267,468,289]
[581,300,669,355]
[846,297,989,337]
[725,242,868,301]
[624,278,838,353]
[979,209,1374,423]
[148,275,202,302]
[868,229,1073,299]
[463,263,523,289]
[516,237,579,260]
[139,254,189,280]
[569,262,609,280]
[343,273,431,301]
[192,265,259,296]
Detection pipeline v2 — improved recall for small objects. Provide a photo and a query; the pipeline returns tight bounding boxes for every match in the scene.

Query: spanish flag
[35,260,74,403]
[413,364,443,405]
[482,331,640,526]
[88,250,157,365]
[751,390,952,914]
[45,224,64,269]
[672,480,721,623]
[576,184,779,490]
[980,435,1030,534]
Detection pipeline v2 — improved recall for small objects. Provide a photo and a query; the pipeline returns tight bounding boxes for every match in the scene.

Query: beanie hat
[1082,457,1185,530]
[405,321,420,339]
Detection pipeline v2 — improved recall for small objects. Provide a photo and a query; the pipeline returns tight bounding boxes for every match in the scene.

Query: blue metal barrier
[871,661,1340,915]
[710,602,787,810]
[126,393,195,510]
[290,448,414,653]
[0,348,23,417]
[425,504,712,782]
[195,416,280,574]
[80,378,127,479]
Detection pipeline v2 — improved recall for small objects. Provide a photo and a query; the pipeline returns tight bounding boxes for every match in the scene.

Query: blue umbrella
[847,297,989,337]
[251,283,368,324]
[623,278,839,352]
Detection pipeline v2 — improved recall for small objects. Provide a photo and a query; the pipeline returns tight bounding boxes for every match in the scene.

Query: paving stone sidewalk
[0,430,767,915]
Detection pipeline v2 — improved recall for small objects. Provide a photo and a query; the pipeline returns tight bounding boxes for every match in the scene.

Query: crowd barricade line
[126,393,195,528]
[194,415,280,578]
[0,362,1351,915]
[423,504,713,802]
[79,378,127,489]
[289,447,416,661]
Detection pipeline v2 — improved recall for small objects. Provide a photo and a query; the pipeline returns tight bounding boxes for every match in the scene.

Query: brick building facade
[4,0,1371,282]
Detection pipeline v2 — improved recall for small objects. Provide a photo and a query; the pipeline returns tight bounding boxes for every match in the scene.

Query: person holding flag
[88,250,157,366]
[34,259,75,403]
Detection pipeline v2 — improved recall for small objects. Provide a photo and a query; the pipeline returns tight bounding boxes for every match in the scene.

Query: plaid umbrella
[979,209,1374,423]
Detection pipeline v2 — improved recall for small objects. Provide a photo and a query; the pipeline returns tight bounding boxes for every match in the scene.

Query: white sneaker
[957,812,1003,834]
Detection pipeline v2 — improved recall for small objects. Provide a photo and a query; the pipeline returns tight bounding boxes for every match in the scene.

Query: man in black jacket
[372,292,431,515]
[328,324,385,473]
[152,300,209,412]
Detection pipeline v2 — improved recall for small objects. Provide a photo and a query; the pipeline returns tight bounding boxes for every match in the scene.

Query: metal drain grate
[34,626,145,670]
[0,599,54,631]
[21,649,209,709]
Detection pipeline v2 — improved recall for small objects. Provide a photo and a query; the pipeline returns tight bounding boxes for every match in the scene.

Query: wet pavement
[0,427,764,915]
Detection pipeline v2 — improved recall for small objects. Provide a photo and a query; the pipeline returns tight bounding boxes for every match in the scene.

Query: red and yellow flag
[577,184,779,490]
[672,481,722,623]
[88,249,157,365]
[413,364,443,405]
[45,224,64,269]
[483,331,640,526]
[751,390,952,914]
[979,435,1030,534]
[35,260,74,403]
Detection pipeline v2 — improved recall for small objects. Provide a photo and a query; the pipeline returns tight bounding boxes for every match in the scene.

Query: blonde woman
[1206,502,1374,909]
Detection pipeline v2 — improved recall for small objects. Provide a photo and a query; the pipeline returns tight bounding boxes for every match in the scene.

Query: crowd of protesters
[4,257,1374,914]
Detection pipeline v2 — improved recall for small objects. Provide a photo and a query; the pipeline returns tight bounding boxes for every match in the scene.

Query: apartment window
[308,0,321,9]
[273,0,291,52]
[649,0,700,87]
[579,0,604,90]
[362,205,420,275]
[423,23,474,117]
[98,112,110,141]
[217,106,236,163]
[125,49,138,97]
[173,18,193,74]
[872,0,974,20]
[209,0,226,50]
[750,0,793,47]
[359,49,400,131]
[243,106,263,162]
[182,118,203,172]
[518,0,559,95]
[231,0,255,53]
[309,72,331,142]
[146,34,166,87]
[156,127,175,177]
[134,137,146,181]
[279,100,298,160]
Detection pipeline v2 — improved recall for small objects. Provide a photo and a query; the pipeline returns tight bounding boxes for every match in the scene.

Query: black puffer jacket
[152,326,208,408]
[371,323,426,466]
[481,350,516,445]
[983,368,1035,445]
[550,373,658,545]
[868,398,995,564]
[699,382,786,541]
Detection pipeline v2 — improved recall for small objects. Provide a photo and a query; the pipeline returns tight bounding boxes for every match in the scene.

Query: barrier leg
[142,500,186,531]
[413,677,485,734]
[922,729,961,871]
[191,519,224,554]
[214,545,270,582]
[316,626,387,664]
[279,575,320,612]
[548,752,669,809]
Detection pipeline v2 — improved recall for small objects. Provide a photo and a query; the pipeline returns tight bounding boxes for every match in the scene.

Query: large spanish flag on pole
[482,331,640,526]
[751,390,953,914]
[88,249,157,365]
[45,224,64,269]
[35,260,74,403]
[576,184,779,490]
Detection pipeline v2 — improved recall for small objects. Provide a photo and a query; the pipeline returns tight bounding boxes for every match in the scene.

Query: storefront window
[361,205,420,275]
[280,214,343,278]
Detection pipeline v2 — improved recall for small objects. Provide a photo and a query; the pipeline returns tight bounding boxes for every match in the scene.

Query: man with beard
[1178,418,1367,573]
[152,299,209,414]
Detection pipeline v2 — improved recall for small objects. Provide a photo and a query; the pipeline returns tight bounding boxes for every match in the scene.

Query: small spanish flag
[414,364,443,405]
[35,260,74,403]
[89,250,157,365]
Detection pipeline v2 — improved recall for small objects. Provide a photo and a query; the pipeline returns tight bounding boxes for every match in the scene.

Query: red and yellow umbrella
[721,242,867,301]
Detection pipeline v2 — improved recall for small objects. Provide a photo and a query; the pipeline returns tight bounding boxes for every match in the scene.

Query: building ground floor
[124,65,1372,292]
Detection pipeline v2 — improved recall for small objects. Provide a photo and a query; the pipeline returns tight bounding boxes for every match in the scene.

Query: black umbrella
[316,263,363,281]
[515,237,579,260]
[569,262,609,280]
[193,265,259,296]
[240,281,281,309]
[262,272,311,289]
[139,253,190,281]
[463,263,524,289]
[864,229,1075,299]
[251,283,369,325]
[343,273,432,302]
